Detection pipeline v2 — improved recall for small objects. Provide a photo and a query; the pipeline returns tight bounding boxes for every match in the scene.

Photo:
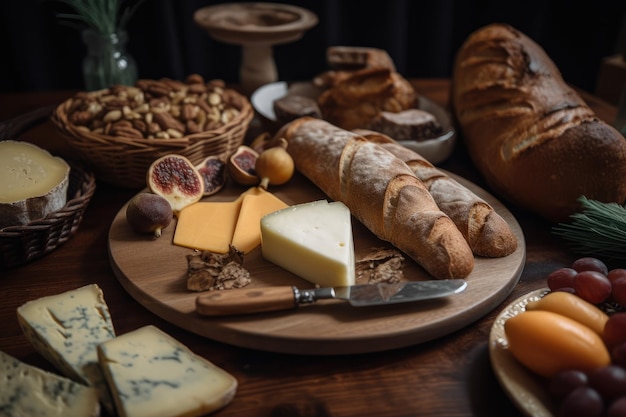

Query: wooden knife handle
[196,286,298,316]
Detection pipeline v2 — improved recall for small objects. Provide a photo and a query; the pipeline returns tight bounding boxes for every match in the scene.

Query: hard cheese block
[260,200,356,287]
[174,187,288,254]
[98,325,237,417]
[16,284,116,413]
[0,350,100,417]
[0,140,70,228]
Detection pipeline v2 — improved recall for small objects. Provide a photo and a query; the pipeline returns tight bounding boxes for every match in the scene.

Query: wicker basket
[52,84,254,188]
[0,161,96,269]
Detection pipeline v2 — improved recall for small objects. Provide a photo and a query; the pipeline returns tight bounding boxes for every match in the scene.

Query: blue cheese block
[16,284,115,413]
[98,325,238,417]
[0,350,100,417]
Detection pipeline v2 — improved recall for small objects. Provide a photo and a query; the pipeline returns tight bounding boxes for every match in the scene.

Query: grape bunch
[544,257,626,416]
[547,257,626,308]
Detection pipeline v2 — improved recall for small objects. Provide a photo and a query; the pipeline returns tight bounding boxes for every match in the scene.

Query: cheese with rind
[16,284,116,413]
[97,325,237,417]
[0,140,70,228]
[0,350,101,417]
[260,200,355,287]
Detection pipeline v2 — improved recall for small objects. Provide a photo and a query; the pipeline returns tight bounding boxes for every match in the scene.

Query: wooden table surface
[0,79,619,417]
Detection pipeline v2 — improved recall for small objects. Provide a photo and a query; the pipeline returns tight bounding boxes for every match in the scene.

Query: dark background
[2,0,625,94]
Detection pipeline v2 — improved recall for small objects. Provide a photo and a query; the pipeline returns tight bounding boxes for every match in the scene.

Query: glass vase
[82,29,138,91]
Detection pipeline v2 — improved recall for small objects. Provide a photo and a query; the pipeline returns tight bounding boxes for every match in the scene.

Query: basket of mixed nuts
[52,74,254,188]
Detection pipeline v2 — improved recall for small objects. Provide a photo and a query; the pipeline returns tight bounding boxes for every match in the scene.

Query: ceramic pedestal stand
[194,3,318,95]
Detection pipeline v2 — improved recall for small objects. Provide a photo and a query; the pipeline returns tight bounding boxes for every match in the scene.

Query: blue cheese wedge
[0,350,100,417]
[260,200,356,287]
[16,284,115,413]
[97,325,237,417]
[0,140,70,228]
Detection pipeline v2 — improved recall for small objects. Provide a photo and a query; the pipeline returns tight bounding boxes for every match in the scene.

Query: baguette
[277,117,474,279]
[354,129,518,257]
[451,23,626,222]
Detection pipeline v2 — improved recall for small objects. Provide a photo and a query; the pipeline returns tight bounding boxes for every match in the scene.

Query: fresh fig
[255,138,294,189]
[126,193,173,238]
[147,154,204,213]
[227,145,260,186]
[195,156,227,196]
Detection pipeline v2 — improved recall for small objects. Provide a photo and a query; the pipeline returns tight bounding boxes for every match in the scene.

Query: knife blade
[195,279,467,316]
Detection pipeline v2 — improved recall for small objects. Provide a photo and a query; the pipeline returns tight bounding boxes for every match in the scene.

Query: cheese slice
[174,201,241,253]
[231,188,289,253]
[16,284,116,413]
[98,325,237,417]
[0,350,100,417]
[260,200,355,287]
[0,140,70,228]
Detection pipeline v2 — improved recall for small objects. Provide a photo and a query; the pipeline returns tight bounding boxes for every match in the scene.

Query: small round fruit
[147,154,204,213]
[607,397,626,417]
[227,145,259,186]
[126,193,173,238]
[588,365,626,401]
[557,386,603,417]
[549,369,588,400]
[613,343,626,368]
[611,277,626,308]
[609,269,626,283]
[572,257,608,275]
[255,138,295,189]
[547,267,578,291]
[195,156,227,196]
[573,270,612,304]
[604,313,626,349]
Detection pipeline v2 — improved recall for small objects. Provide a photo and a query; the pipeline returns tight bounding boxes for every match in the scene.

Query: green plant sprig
[552,196,626,261]
[55,0,146,34]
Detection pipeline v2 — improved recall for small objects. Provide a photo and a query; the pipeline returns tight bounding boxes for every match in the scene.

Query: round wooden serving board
[108,172,526,355]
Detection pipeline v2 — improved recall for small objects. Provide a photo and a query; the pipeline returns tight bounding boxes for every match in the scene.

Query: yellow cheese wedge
[231,188,289,254]
[174,201,241,253]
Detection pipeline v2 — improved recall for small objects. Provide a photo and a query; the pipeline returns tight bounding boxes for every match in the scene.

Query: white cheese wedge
[97,325,237,417]
[260,200,355,287]
[16,284,116,413]
[0,140,70,228]
[0,350,100,417]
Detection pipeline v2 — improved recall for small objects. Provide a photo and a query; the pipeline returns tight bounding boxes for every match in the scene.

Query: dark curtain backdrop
[1,0,625,94]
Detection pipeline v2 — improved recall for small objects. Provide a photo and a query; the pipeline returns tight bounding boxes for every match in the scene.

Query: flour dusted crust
[452,23,626,222]
[355,129,517,258]
[278,117,474,279]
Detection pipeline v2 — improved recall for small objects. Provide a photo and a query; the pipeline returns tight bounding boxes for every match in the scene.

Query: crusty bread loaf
[317,67,417,130]
[326,46,396,72]
[452,23,626,222]
[277,117,474,279]
[354,129,518,258]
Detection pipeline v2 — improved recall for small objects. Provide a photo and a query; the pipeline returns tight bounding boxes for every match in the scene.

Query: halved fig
[147,154,204,213]
[195,155,227,196]
[227,145,260,186]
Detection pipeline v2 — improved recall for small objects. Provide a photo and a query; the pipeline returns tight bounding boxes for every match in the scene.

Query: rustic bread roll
[277,117,474,279]
[452,23,626,222]
[354,129,518,258]
[326,46,396,71]
[317,67,417,130]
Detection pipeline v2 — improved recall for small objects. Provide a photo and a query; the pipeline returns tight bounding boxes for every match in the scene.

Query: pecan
[69,110,95,126]
[153,111,185,132]
[188,83,207,95]
[132,119,148,133]
[185,73,205,84]
[111,120,132,130]
[146,83,170,97]
[186,120,201,134]
[110,126,144,138]
[147,122,161,134]
[181,103,198,121]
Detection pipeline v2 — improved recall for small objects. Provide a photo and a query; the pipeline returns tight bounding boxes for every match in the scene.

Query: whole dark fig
[126,193,173,238]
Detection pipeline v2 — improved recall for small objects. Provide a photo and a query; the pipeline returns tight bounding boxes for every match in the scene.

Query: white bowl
[251,81,457,164]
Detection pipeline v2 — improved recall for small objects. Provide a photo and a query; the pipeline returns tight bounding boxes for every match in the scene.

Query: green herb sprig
[552,196,626,261]
[55,0,146,34]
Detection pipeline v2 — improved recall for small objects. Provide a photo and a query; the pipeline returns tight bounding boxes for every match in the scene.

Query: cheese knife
[196,279,467,316]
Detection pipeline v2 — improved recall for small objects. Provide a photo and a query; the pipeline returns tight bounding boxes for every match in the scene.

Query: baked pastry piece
[273,95,321,124]
[366,109,443,141]
[326,46,396,71]
[317,67,417,130]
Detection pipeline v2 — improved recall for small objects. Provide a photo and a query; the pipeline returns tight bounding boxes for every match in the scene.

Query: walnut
[186,246,251,292]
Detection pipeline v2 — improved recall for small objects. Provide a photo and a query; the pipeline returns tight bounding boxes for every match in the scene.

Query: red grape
[557,386,604,417]
[606,314,626,349]
[588,365,626,401]
[547,267,578,291]
[573,270,612,304]
[572,257,609,275]
[614,343,626,368]
[549,369,588,399]
[609,269,626,283]
[612,277,626,307]
[607,397,626,417]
